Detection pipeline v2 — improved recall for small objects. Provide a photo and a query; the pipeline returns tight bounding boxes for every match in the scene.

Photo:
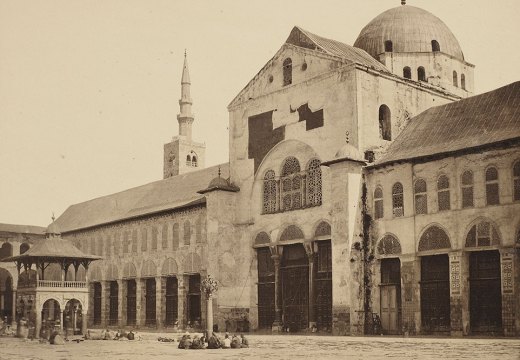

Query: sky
[1,0,519,227]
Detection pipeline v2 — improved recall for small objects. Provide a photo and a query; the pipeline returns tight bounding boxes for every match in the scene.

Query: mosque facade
[1,2,519,337]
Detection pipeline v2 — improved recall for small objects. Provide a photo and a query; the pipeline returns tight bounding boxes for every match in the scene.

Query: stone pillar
[400,256,420,335]
[117,279,124,328]
[35,308,42,339]
[81,308,88,335]
[60,310,64,332]
[155,276,164,329]
[177,276,186,329]
[449,251,463,336]
[206,294,213,334]
[304,242,316,329]
[271,246,283,331]
[120,280,127,327]
[11,290,16,325]
[101,281,110,327]
[500,247,515,336]
[135,279,144,328]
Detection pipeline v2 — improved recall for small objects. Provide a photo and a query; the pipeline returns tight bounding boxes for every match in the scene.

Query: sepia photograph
[0,0,519,358]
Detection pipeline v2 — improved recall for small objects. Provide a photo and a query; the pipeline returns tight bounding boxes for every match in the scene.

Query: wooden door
[165,277,178,326]
[109,281,118,326]
[126,280,136,326]
[257,247,275,329]
[420,255,450,333]
[145,278,156,326]
[380,285,399,333]
[93,282,102,325]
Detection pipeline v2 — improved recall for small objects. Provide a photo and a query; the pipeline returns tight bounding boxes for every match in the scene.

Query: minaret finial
[51,212,55,222]
[401,0,406,5]
[184,48,187,57]
[218,166,221,178]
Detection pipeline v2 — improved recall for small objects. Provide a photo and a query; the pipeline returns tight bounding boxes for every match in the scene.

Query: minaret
[163,51,206,179]
[177,51,194,141]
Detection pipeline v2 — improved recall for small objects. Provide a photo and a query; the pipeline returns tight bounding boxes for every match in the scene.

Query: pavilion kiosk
[1,221,100,338]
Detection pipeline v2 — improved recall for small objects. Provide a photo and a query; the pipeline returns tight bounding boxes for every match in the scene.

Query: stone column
[400,256,420,335]
[155,276,164,329]
[500,247,515,337]
[81,308,88,335]
[135,278,143,328]
[304,242,316,329]
[206,294,213,334]
[270,246,283,331]
[11,290,16,325]
[177,276,186,329]
[101,281,110,327]
[449,251,463,336]
[35,307,42,339]
[60,310,64,333]
[117,279,124,328]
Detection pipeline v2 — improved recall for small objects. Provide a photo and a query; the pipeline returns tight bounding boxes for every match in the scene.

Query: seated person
[207,332,221,349]
[240,334,249,348]
[222,333,231,349]
[230,334,241,349]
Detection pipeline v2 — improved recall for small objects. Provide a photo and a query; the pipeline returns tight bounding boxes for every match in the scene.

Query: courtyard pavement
[0,332,519,360]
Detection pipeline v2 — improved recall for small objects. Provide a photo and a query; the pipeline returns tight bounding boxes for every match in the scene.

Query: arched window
[403,66,411,79]
[113,233,120,255]
[453,71,458,87]
[431,40,440,52]
[105,234,112,256]
[392,182,404,217]
[162,224,168,249]
[437,175,450,211]
[195,217,203,243]
[186,154,191,166]
[417,67,426,82]
[283,58,292,86]
[485,167,499,205]
[374,187,383,219]
[418,226,451,251]
[414,179,427,215]
[141,227,148,251]
[183,221,191,245]
[151,227,158,250]
[307,159,322,207]
[465,220,500,247]
[122,231,129,254]
[461,74,466,90]
[131,230,138,253]
[461,170,474,208]
[384,40,393,52]
[513,161,520,201]
[377,234,401,255]
[172,223,179,249]
[20,243,30,254]
[378,105,391,141]
[263,170,277,214]
[192,156,197,167]
[281,157,301,211]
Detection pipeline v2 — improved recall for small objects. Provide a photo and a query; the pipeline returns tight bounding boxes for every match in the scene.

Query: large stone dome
[354,5,464,61]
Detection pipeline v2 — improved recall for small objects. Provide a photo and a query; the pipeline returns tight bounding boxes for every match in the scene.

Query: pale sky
[1,0,519,227]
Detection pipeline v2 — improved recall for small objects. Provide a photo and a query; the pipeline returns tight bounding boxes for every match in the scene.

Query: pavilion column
[11,290,16,324]
[270,245,283,331]
[305,242,316,329]
[60,310,64,333]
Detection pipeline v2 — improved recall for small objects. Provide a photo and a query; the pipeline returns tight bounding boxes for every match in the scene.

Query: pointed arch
[161,258,179,276]
[280,225,305,242]
[182,252,202,273]
[123,263,137,279]
[254,231,271,246]
[89,263,103,281]
[141,259,157,278]
[377,234,402,256]
[314,221,331,238]
[106,263,119,281]
[464,217,501,248]
[418,225,451,252]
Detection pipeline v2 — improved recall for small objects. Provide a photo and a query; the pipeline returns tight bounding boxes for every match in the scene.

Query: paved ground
[0,333,519,360]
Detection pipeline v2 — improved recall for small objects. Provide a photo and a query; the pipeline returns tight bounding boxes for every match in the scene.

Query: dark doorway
[187,274,201,326]
[281,243,309,332]
[126,279,136,326]
[380,258,401,334]
[316,240,332,331]
[257,247,275,329]
[145,278,156,326]
[420,255,450,333]
[3,276,13,324]
[469,251,502,333]
[109,281,118,326]
[165,277,178,326]
[93,282,101,325]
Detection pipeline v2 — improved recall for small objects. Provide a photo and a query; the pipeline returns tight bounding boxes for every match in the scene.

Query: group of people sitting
[177,331,249,349]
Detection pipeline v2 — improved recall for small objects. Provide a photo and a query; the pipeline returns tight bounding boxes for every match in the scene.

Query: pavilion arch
[376,234,402,257]
[464,217,502,248]
[105,263,119,281]
[313,220,331,239]
[254,231,271,247]
[88,263,103,281]
[418,224,451,252]
[161,258,178,276]
[123,262,137,279]
[279,225,305,242]
[182,252,202,274]
[40,296,64,310]
[141,259,157,278]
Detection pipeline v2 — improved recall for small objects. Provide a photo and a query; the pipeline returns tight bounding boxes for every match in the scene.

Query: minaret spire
[177,50,194,141]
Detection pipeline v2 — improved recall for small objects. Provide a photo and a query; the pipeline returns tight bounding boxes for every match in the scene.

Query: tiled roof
[374,82,520,167]
[0,223,46,235]
[286,27,389,73]
[55,163,229,233]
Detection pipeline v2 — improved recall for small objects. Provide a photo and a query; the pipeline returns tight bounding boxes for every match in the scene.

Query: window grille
[307,159,322,206]
[114,233,120,255]
[283,58,292,86]
[437,175,450,211]
[485,167,499,205]
[196,217,203,243]
[162,224,168,249]
[263,170,277,213]
[392,182,404,217]
[151,227,158,250]
[514,161,520,201]
[461,171,474,208]
[141,228,148,252]
[465,221,500,247]
[377,235,402,255]
[172,223,179,249]
[123,231,129,254]
[183,221,191,246]
[374,187,383,219]
[414,179,428,215]
[132,230,138,253]
[418,226,451,251]
[281,157,301,211]
[314,221,331,238]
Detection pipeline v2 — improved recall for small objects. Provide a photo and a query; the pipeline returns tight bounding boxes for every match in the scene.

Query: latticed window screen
[281,157,302,211]
[162,224,168,249]
[392,182,404,217]
[485,167,499,205]
[465,221,500,247]
[414,179,428,215]
[461,170,474,208]
[514,161,520,201]
[377,235,402,255]
[131,230,138,253]
[307,159,322,206]
[418,226,451,251]
[183,221,191,245]
[437,175,450,211]
[374,187,383,219]
[263,170,277,214]
[141,228,147,251]
[122,231,129,254]
[172,223,179,249]
[151,227,158,250]
[114,233,120,255]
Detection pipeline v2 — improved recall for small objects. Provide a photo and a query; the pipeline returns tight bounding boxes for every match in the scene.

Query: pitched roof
[0,223,46,235]
[286,27,389,73]
[55,163,229,233]
[374,82,520,167]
